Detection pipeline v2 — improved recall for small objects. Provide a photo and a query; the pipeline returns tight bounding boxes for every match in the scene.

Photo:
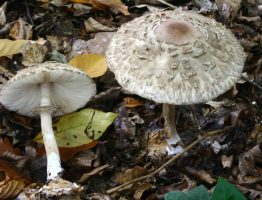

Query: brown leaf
[0,138,21,156]
[37,140,98,161]
[124,97,143,108]
[221,154,233,168]
[0,160,30,199]
[238,145,262,176]
[66,0,129,15]
[0,179,25,200]
[9,18,32,40]
[115,166,146,184]
[133,183,155,200]
[78,164,110,183]
[185,167,216,184]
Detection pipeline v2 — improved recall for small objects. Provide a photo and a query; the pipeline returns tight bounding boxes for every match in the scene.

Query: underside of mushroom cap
[0,62,96,117]
[106,11,246,105]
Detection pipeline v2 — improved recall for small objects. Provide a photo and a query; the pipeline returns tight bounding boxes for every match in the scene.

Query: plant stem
[40,82,63,180]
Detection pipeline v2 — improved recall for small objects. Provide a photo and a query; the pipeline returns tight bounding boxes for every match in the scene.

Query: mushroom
[0,62,96,180]
[106,11,246,149]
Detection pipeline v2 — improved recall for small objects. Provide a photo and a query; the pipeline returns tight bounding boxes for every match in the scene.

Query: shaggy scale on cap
[106,10,246,105]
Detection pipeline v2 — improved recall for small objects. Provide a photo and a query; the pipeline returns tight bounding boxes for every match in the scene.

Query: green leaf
[210,177,246,200]
[165,191,186,200]
[34,109,117,148]
[165,185,209,200]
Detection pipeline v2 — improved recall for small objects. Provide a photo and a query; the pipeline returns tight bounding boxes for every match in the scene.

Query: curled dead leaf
[0,2,7,27]
[0,160,30,199]
[185,167,216,184]
[238,145,262,176]
[124,97,143,108]
[78,164,110,183]
[0,138,21,156]
[9,18,32,40]
[66,0,129,15]
[115,166,146,184]
[84,17,115,33]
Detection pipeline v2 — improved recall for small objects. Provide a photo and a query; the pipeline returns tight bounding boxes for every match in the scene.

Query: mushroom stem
[40,82,63,180]
[162,104,181,145]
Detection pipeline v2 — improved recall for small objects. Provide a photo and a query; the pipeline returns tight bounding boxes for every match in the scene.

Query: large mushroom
[106,11,246,148]
[0,62,96,180]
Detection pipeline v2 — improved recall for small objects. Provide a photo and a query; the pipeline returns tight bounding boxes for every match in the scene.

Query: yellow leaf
[34,109,117,148]
[69,54,107,78]
[0,39,27,57]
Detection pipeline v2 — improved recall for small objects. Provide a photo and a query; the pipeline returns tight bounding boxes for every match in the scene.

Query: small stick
[156,0,176,9]
[106,127,230,194]
[25,0,34,25]
[241,75,262,91]
[93,87,121,99]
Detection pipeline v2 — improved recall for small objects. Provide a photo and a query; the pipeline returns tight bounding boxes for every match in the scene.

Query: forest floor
[0,0,261,199]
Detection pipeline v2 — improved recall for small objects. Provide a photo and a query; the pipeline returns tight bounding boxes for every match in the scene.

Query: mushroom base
[162,104,182,146]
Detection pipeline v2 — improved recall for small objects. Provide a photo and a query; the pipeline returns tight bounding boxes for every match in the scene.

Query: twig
[93,87,121,100]
[25,0,34,25]
[156,0,176,9]
[106,127,230,194]
[241,75,262,91]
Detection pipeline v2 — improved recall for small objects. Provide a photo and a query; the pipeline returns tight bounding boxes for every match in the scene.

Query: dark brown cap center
[155,20,201,45]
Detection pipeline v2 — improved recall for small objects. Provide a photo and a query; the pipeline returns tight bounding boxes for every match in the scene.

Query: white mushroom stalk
[40,82,63,180]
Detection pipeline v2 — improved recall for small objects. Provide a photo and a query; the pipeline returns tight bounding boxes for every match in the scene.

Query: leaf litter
[0,0,261,199]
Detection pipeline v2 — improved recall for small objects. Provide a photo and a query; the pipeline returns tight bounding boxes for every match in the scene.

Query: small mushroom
[0,62,96,180]
[106,11,246,149]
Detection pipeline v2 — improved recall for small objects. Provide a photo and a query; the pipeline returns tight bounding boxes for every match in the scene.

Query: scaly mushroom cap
[0,62,96,117]
[106,11,246,105]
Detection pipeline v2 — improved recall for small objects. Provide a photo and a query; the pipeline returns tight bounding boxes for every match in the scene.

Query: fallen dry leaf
[69,54,107,77]
[0,2,7,27]
[37,140,98,161]
[221,154,233,168]
[115,165,146,184]
[21,40,49,66]
[0,39,27,57]
[238,145,262,176]
[78,164,110,183]
[84,17,115,33]
[185,167,216,184]
[124,97,143,108]
[0,160,30,199]
[133,183,155,200]
[66,0,129,15]
[9,18,32,40]
[0,138,21,156]
[0,66,13,90]
[0,178,25,199]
